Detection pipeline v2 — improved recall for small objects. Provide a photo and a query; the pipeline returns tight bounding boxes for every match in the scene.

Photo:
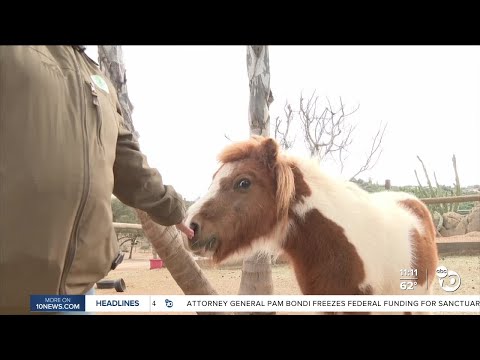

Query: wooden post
[385,179,391,190]
[237,46,275,315]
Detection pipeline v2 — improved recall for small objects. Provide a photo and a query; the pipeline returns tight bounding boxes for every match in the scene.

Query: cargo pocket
[85,79,118,157]
[89,81,105,151]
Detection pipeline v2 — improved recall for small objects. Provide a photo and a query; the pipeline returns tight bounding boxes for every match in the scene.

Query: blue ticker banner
[30,295,86,312]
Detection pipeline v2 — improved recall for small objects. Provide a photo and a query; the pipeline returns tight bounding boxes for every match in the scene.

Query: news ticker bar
[30,294,480,313]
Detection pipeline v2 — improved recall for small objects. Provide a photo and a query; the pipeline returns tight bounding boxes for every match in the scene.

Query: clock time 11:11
[400,269,418,277]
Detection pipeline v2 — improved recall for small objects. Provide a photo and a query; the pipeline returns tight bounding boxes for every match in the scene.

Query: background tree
[274,101,295,150]
[275,91,387,181]
[237,46,275,311]
[111,196,139,223]
[98,46,220,313]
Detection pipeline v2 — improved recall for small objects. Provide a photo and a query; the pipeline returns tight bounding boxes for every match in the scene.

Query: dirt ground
[95,234,480,316]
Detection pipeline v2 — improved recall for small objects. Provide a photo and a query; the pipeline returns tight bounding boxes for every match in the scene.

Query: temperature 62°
[400,281,417,290]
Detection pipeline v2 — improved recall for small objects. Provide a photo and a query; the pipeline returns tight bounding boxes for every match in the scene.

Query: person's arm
[112,105,187,228]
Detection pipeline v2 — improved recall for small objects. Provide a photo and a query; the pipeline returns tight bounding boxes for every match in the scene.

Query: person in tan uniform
[0,45,194,314]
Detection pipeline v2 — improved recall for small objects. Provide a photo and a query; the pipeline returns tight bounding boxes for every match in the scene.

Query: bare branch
[349,122,387,181]
[298,94,362,164]
[273,101,296,150]
[433,171,448,213]
[344,103,360,117]
[275,90,386,180]
[274,116,282,140]
[417,155,436,198]
[414,169,429,198]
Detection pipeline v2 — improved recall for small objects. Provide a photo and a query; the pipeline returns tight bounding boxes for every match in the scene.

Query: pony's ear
[259,137,279,169]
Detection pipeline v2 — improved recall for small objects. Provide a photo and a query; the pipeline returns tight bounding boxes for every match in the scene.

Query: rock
[440,226,466,237]
[442,212,463,230]
[439,205,480,236]
[433,211,443,230]
[466,205,480,233]
[456,217,468,234]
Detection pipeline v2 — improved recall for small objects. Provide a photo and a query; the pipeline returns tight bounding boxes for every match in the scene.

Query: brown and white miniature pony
[185,136,438,296]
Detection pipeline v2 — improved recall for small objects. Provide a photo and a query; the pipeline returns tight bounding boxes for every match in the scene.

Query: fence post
[385,179,391,190]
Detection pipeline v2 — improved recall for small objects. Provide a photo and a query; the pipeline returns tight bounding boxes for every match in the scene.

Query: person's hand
[175,222,194,240]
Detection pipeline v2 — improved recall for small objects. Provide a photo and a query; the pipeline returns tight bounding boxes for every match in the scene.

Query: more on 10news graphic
[30,265,480,314]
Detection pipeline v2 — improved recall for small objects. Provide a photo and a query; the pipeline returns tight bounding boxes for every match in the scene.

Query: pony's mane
[217,136,295,219]
[217,136,265,164]
[274,157,295,219]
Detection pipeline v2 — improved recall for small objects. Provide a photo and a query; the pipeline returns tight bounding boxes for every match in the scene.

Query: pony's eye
[236,179,251,190]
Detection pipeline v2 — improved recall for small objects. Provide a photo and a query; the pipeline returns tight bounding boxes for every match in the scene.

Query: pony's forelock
[217,136,264,164]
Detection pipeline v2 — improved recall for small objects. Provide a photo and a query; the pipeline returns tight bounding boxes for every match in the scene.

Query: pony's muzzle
[189,221,199,237]
[187,220,202,249]
[186,219,218,256]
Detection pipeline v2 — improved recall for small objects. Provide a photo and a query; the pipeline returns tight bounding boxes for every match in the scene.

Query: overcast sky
[86,46,480,201]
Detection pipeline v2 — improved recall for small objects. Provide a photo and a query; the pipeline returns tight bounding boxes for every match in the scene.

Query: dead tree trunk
[98,46,220,314]
[237,46,275,314]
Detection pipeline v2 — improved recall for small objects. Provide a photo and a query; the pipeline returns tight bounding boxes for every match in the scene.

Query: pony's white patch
[185,163,235,227]
[248,218,290,256]
[288,155,430,295]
